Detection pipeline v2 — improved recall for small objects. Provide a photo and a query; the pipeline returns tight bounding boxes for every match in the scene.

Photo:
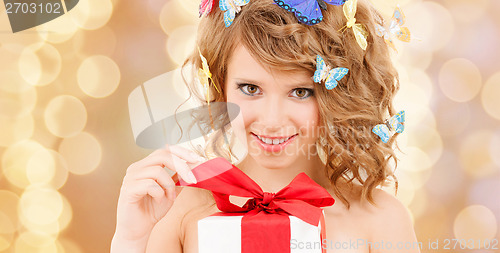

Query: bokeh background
[0,0,499,252]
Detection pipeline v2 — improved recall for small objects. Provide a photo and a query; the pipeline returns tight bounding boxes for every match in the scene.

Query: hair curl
[181,0,400,209]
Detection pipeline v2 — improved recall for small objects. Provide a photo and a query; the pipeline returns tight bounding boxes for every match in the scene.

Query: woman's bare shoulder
[145,187,216,253]
[354,186,420,252]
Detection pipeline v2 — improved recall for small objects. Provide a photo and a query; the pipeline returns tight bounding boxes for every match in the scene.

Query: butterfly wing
[388,110,405,133]
[199,0,214,17]
[395,26,411,42]
[219,0,231,11]
[375,23,386,37]
[324,0,346,6]
[343,0,357,22]
[393,6,406,26]
[372,124,391,143]
[313,55,327,83]
[234,0,250,7]
[223,6,236,27]
[325,67,348,90]
[353,23,368,50]
[274,0,323,25]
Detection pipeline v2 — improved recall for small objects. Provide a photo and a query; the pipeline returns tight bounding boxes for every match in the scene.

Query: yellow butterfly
[197,48,221,106]
[341,0,368,50]
[375,6,411,52]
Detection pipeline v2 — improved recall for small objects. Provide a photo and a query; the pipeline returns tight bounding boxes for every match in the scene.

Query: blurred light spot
[399,146,432,172]
[397,48,433,70]
[37,14,79,44]
[439,58,482,102]
[58,194,73,232]
[26,149,56,185]
[14,231,57,252]
[166,25,197,66]
[405,1,454,52]
[0,45,33,93]
[468,177,500,224]
[435,100,470,137]
[407,189,427,219]
[0,114,34,147]
[407,125,443,166]
[454,205,497,246]
[41,151,69,190]
[69,0,113,30]
[0,85,37,118]
[44,95,87,138]
[490,131,500,167]
[58,132,102,175]
[1,140,45,189]
[424,151,465,201]
[57,238,83,253]
[77,55,121,98]
[18,43,62,87]
[0,229,14,251]
[159,1,198,36]
[443,0,489,24]
[393,170,415,206]
[19,187,63,226]
[481,72,500,120]
[0,190,20,234]
[459,131,497,178]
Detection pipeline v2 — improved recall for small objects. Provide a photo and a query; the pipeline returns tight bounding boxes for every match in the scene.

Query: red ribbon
[175,157,335,253]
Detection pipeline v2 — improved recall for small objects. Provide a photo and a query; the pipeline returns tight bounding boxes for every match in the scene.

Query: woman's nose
[258,97,288,127]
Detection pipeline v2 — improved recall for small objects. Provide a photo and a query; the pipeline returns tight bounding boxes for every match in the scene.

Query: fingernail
[189,171,198,184]
[197,156,206,162]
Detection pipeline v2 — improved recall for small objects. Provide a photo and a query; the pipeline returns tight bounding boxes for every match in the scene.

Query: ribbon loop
[262,192,275,205]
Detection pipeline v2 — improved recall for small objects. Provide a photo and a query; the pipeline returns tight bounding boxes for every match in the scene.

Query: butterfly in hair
[219,0,250,27]
[375,6,411,52]
[273,0,346,25]
[340,0,368,50]
[372,110,405,143]
[199,0,218,17]
[313,55,349,90]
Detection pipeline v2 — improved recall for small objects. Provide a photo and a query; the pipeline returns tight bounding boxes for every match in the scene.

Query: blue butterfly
[313,55,349,90]
[372,110,405,143]
[273,0,346,25]
[219,0,250,27]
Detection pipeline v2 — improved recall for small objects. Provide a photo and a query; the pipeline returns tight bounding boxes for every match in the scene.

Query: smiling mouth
[251,133,298,145]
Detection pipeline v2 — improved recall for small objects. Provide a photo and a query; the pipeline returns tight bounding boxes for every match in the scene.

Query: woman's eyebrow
[233,78,314,89]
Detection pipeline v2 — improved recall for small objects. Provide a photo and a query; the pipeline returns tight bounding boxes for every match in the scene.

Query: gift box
[198,212,325,253]
[175,157,334,253]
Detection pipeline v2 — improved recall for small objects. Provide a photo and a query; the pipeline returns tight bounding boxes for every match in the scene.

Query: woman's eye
[291,88,313,99]
[238,84,261,96]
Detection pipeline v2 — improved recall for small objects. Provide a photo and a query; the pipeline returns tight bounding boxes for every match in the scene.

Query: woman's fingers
[127,178,169,203]
[127,153,197,184]
[167,145,206,164]
[125,165,177,200]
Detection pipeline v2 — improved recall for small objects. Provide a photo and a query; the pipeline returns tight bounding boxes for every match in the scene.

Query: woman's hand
[111,144,205,252]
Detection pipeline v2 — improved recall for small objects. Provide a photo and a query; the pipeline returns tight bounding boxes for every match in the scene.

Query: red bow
[175,157,335,253]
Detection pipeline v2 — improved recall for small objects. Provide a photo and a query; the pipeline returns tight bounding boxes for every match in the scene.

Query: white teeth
[256,134,294,145]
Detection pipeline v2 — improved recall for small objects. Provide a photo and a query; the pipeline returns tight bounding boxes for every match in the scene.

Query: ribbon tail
[241,211,290,253]
[320,211,327,253]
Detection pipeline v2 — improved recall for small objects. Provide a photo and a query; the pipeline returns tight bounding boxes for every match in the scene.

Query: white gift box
[198,212,325,253]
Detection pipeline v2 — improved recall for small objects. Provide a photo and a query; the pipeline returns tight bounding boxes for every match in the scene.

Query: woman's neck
[235,154,331,193]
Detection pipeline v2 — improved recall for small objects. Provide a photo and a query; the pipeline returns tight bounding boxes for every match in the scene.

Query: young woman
[111,0,420,252]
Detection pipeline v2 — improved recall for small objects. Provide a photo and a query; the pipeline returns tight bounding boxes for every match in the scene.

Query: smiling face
[225,44,321,169]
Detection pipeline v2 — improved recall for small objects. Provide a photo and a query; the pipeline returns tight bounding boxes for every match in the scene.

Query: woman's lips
[251,133,298,153]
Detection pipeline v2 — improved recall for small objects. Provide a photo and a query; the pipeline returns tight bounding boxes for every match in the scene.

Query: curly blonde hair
[181,0,400,209]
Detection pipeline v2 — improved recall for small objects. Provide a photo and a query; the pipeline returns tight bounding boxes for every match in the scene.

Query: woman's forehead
[227,44,313,85]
